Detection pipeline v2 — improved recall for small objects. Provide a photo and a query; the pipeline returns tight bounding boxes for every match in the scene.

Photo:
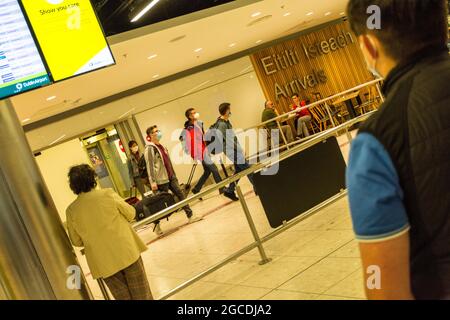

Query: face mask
[156,131,163,140]
[131,146,139,153]
[194,112,200,120]
[228,112,232,117]
[360,38,383,79]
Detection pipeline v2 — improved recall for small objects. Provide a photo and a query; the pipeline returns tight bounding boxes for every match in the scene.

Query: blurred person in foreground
[346,0,450,300]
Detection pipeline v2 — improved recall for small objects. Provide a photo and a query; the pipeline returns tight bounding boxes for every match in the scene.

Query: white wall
[35,139,91,222]
[135,71,266,184]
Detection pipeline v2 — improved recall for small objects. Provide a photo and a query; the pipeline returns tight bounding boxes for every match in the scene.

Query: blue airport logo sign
[0,75,51,99]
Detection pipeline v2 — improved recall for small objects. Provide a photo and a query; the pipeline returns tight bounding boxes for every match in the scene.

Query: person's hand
[151,183,158,191]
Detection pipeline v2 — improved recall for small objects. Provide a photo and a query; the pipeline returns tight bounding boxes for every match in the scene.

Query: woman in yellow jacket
[66,164,152,300]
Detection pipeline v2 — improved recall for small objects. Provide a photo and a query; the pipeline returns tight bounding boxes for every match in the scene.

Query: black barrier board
[253,136,347,228]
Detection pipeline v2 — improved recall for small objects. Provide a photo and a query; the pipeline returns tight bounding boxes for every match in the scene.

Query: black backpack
[205,119,222,155]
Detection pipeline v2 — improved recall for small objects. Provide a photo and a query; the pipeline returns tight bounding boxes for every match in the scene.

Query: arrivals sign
[0,0,114,100]
[250,22,371,116]
[0,0,51,99]
[258,31,356,100]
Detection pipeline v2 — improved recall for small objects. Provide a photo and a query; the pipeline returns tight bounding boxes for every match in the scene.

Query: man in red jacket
[180,108,234,200]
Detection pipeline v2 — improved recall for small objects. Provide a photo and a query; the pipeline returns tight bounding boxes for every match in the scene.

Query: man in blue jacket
[207,103,257,201]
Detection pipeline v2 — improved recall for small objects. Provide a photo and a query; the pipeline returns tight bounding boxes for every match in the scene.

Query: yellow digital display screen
[20,0,115,82]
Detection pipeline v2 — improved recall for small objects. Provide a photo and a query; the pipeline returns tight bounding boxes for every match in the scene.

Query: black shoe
[192,189,203,201]
[219,187,225,194]
[223,191,239,202]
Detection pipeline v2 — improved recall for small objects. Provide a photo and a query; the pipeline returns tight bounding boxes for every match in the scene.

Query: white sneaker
[188,214,203,224]
[154,223,163,236]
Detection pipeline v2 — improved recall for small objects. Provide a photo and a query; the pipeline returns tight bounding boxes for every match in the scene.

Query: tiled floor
[77,132,366,300]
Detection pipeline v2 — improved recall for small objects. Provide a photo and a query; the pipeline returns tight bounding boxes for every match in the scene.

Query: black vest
[359,47,450,299]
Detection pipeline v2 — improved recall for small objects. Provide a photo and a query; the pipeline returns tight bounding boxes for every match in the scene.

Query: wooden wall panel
[250,21,374,115]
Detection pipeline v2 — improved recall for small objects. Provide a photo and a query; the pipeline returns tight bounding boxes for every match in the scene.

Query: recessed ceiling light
[256,39,263,44]
[152,74,159,79]
[147,54,157,59]
[283,12,291,17]
[251,12,261,18]
[46,96,56,101]
[325,12,332,16]
[22,118,30,123]
[307,12,314,16]
[340,12,345,15]
[229,43,237,48]
[194,48,203,52]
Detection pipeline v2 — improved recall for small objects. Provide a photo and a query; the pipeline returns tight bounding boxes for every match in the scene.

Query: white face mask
[131,146,139,153]
[360,38,383,79]
[194,112,200,120]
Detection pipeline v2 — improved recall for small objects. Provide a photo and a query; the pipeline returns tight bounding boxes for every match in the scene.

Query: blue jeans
[227,161,255,194]
[192,158,224,193]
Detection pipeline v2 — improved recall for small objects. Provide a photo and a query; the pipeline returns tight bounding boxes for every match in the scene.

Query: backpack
[205,119,221,155]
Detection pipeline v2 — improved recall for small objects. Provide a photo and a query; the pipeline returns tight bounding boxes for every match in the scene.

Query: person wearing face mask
[179,108,234,199]
[206,103,257,201]
[127,140,146,197]
[145,125,202,224]
[346,0,450,300]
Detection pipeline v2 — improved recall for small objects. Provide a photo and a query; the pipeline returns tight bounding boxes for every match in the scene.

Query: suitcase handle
[129,187,137,198]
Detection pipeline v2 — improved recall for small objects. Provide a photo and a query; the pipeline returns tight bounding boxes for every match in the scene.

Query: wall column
[0,99,92,300]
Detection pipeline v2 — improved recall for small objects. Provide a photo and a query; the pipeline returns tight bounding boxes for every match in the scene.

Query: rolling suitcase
[125,187,140,206]
[182,163,198,196]
[134,191,176,222]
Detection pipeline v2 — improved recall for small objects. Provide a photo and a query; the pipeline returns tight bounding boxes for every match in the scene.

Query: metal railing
[129,110,376,300]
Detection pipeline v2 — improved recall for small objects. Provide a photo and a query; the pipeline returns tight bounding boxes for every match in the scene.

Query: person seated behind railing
[65,164,153,300]
[261,100,294,145]
[291,93,312,138]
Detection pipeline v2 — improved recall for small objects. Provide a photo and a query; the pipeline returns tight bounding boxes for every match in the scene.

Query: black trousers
[158,176,193,218]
